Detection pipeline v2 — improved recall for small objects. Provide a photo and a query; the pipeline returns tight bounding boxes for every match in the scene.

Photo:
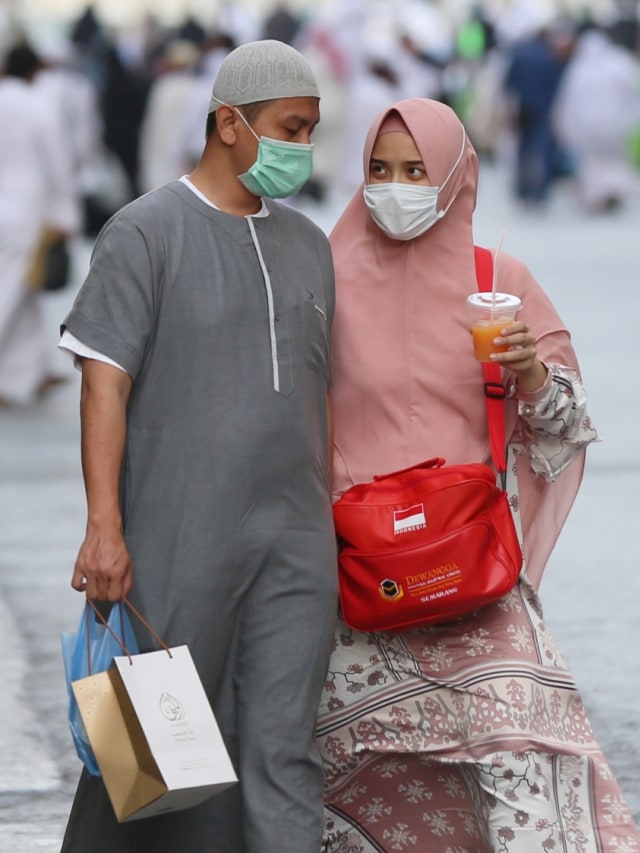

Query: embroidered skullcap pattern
[208,39,319,114]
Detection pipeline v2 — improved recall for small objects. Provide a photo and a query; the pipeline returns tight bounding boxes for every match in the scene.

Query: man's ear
[216,105,241,145]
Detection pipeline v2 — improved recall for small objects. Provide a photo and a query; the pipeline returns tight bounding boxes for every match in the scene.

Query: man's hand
[72,523,133,601]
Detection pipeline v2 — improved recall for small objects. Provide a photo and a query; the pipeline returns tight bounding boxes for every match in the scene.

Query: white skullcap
[208,39,319,114]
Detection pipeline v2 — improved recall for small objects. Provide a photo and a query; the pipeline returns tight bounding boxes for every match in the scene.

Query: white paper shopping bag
[73,644,237,821]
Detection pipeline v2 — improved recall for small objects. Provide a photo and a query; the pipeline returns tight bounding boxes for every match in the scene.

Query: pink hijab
[329,98,585,589]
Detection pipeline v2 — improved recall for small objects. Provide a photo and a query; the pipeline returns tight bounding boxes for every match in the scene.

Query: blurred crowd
[1,0,640,406]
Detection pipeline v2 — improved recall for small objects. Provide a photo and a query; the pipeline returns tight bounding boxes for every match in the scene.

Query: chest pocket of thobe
[303,290,329,374]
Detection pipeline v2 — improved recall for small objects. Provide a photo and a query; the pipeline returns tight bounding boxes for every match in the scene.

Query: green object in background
[628,126,640,168]
[452,86,475,125]
[457,21,486,60]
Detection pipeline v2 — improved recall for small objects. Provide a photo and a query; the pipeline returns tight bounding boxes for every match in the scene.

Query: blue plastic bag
[61,601,139,776]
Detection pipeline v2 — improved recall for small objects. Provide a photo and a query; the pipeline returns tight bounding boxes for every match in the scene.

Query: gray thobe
[60,181,338,853]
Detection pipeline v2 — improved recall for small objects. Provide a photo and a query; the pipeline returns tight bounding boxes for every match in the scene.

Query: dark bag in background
[332,246,523,633]
[26,227,71,292]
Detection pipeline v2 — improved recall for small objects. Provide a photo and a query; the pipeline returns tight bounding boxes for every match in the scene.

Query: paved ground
[1,162,639,850]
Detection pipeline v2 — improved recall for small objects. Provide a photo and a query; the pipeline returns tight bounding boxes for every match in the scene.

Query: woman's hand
[490,321,548,392]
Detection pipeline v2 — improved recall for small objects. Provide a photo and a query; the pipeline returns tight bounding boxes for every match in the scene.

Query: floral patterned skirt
[318,580,639,852]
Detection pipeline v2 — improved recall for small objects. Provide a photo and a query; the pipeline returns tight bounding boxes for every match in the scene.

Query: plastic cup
[466,292,522,362]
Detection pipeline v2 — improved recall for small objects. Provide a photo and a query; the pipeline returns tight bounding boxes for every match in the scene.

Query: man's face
[233,97,320,178]
[248,96,320,146]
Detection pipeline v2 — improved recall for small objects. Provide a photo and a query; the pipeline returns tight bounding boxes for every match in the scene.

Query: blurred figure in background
[138,38,201,194]
[34,37,104,235]
[503,21,573,205]
[607,0,640,53]
[332,0,450,198]
[100,42,150,200]
[552,24,640,214]
[0,42,80,406]
[294,16,350,203]
[178,31,236,172]
[453,2,507,159]
[261,2,302,45]
[337,40,405,196]
[69,4,103,53]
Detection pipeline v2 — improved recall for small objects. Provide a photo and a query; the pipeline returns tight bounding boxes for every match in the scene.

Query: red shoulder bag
[332,247,523,633]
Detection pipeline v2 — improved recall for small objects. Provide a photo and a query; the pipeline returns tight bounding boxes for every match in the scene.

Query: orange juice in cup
[466,293,522,362]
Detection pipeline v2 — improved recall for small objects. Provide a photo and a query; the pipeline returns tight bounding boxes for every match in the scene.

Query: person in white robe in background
[0,43,80,405]
[138,39,201,194]
[178,34,235,173]
[552,26,640,212]
[34,38,103,222]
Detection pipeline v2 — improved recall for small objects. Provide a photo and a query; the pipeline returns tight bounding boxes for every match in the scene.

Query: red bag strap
[474,245,507,481]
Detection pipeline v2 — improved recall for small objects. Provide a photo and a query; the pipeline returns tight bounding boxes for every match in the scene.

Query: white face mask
[363,127,467,241]
[364,183,440,241]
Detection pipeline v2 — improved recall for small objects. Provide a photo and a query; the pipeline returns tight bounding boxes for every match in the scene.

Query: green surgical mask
[236,110,314,199]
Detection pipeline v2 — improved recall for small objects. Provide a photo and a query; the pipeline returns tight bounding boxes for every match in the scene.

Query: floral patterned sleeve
[508,363,600,482]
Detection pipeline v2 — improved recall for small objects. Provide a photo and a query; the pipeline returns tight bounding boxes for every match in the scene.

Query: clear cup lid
[466,292,522,310]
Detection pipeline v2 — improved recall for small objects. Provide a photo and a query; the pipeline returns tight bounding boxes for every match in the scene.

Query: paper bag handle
[86,597,172,667]
[120,597,172,657]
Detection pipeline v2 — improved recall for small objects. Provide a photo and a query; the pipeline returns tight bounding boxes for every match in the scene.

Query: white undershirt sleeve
[58,330,128,373]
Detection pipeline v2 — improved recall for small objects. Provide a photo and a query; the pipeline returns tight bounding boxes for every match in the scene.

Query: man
[503,23,572,205]
[59,40,338,853]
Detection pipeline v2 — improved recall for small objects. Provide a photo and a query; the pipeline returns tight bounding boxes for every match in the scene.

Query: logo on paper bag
[393,503,426,535]
[379,578,404,601]
[159,692,186,722]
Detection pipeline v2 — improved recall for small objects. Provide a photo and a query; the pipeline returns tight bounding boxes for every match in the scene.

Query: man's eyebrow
[283,113,317,126]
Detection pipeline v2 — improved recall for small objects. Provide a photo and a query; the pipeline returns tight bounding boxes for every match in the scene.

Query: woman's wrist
[516,359,548,394]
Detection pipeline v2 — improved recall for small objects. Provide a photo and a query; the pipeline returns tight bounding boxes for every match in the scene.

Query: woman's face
[368,131,431,185]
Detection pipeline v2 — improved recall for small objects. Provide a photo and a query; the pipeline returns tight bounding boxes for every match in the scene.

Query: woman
[318,98,638,852]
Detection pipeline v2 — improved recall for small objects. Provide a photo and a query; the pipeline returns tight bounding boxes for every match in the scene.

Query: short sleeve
[61,213,157,380]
